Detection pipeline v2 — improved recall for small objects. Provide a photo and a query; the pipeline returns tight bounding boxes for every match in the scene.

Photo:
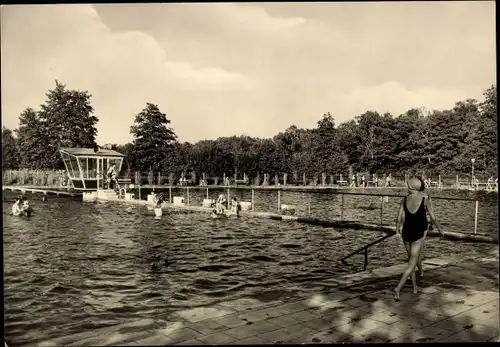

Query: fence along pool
[127,185,497,236]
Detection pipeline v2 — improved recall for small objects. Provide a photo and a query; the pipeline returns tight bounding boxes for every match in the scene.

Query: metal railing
[341,232,397,271]
[127,185,496,235]
[126,171,499,190]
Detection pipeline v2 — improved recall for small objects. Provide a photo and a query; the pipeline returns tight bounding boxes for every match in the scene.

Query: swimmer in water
[230,197,241,216]
[21,199,32,217]
[394,176,444,300]
[211,208,228,219]
[12,196,23,216]
[154,193,167,208]
[211,209,218,218]
[215,194,227,214]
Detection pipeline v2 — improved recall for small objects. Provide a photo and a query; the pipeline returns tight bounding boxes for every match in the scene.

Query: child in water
[230,197,241,216]
[22,200,32,217]
[154,193,167,208]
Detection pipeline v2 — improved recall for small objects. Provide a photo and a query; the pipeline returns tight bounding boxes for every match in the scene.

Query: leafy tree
[189,140,223,177]
[425,100,479,174]
[36,80,98,169]
[310,113,340,174]
[114,143,135,176]
[455,87,497,177]
[10,82,497,180]
[15,108,49,169]
[393,108,427,172]
[130,103,178,172]
[331,120,360,172]
[354,111,397,173]
[2,127,20,170]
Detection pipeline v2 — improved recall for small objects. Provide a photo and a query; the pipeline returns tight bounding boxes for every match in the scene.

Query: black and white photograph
[2,2,498,345]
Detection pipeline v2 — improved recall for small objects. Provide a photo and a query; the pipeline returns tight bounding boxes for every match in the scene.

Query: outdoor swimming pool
[3,190,498,345]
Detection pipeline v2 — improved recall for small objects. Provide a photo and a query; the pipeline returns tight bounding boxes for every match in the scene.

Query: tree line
[2,81,497,181]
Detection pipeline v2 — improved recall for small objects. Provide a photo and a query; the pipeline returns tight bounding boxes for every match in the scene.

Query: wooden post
[380,198,384,226]
[308,195,311,216]
[227,187,230,207]
[138,182,141,201]
[278,189,281,212]
[456,175,459,187]
[206,187,209,199]
[474,200,479,234]
[283,173,287,186]
[169,185,172,203]
[158,172,161,186]
[252,189,255,211]
[341,194,344,220]
[187,187,190,206]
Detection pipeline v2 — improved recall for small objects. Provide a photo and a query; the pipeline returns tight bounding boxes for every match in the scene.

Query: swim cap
[408,177,423,191]
[417,177,425,191]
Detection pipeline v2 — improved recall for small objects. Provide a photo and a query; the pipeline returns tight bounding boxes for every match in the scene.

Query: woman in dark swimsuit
[394,177,444,300]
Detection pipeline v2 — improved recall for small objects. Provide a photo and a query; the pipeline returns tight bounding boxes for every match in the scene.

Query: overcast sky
[1,2,495,145]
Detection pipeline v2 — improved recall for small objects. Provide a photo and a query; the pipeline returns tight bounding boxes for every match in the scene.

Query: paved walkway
[33,253,499,346]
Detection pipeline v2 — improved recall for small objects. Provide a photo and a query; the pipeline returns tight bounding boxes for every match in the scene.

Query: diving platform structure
[59,147,131,201]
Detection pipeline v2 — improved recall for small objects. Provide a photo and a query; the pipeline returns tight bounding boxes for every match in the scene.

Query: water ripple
[3,189,497,345]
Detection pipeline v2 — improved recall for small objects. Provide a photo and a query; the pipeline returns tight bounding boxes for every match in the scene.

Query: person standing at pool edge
[394,176,444,300]
[107,163,117,190]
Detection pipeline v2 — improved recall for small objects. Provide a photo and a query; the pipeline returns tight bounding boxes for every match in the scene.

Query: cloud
[1,3,496,144]
[1,4,252,144]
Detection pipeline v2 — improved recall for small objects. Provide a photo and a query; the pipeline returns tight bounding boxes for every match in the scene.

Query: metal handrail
[341,232,397,271]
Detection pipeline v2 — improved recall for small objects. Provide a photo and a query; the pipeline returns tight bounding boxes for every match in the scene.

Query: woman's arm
[424,196,444,235]
[395,198,404,234]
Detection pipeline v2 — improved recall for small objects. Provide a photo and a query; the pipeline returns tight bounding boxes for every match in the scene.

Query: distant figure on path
[385,174,392,187]
[487,177,493,189]
[107,163,117,190]
[394,176,444,300]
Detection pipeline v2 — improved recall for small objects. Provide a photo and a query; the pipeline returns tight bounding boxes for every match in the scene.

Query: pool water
[3,190,497,345]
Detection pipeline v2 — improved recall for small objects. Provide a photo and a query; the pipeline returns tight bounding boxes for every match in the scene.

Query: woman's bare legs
[403,241,424,277]
[394,238,425,300]
[411,270,418,294]
[403,241,420,293]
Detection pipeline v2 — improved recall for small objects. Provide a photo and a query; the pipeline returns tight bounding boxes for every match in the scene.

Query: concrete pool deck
[30,251,499,346]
